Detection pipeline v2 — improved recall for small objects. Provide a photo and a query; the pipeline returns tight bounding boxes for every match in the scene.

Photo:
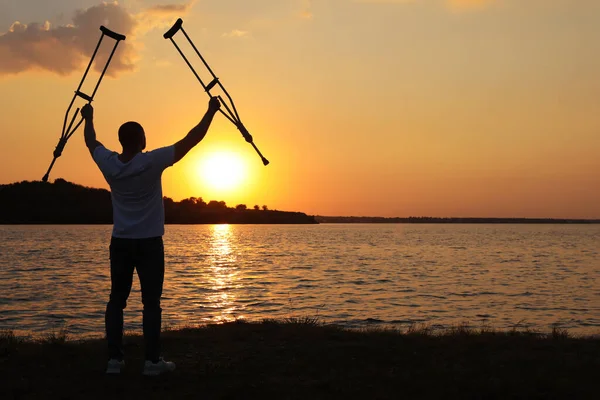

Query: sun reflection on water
[206,224,241,323]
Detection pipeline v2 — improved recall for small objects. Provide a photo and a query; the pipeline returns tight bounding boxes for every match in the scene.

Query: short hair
[118,122,145,150]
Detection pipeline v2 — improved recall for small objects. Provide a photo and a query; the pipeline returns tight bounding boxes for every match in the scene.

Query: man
[81,97,221,375]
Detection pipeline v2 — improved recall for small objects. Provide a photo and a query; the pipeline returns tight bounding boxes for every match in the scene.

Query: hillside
[0,179,317,225]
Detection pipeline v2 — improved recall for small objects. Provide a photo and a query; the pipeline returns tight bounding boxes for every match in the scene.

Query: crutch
[164,18,270,166]
[42,26,127,182]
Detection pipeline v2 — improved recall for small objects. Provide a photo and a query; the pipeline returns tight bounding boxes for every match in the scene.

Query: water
[1,224,599,338]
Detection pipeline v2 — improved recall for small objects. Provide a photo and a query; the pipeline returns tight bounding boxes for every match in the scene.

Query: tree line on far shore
[0,179,317,225]
[2,180,597,225]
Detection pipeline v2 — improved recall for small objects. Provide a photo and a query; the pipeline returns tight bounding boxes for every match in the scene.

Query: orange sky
[0,0,599,218]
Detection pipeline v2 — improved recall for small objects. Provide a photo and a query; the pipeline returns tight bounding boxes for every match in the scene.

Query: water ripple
[1,224,599,337]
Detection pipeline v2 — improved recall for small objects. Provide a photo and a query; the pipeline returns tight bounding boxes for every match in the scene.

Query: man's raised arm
[81,104,103,156]
[173,97,221,164]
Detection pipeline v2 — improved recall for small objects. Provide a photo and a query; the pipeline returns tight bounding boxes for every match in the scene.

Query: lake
[1,224,599,338]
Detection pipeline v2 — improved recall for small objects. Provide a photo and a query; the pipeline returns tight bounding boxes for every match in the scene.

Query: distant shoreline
[3,220,600,226]
[1,180,598,225]
[314,216,600,224]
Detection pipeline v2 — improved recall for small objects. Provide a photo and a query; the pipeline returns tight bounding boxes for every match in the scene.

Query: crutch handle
[100,26,126,41]
[75,91,93,102]
[164,18,183,39]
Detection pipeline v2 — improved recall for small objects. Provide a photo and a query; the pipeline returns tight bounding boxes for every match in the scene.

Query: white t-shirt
[93,145,175,239]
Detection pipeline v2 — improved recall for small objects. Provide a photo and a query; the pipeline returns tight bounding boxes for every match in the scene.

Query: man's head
[118,122,146,153]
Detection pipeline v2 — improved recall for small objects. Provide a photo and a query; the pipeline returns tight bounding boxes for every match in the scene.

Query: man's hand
[208,97,221,113]
[82,103,102,155]
[81,104,94,121]
[173,98,220,164]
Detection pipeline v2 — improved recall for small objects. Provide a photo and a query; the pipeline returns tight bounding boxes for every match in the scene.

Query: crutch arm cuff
[100,26,126,41]
[164,18,183,39]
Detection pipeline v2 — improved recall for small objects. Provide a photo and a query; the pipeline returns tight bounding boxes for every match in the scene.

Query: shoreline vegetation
[0,179,317,224]
[2,319,598,399]
[1,179,599,225]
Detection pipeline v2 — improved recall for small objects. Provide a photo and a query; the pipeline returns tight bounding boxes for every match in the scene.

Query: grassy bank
[2,320,599,399]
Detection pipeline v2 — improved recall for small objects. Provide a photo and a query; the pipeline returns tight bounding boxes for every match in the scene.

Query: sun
[198,151,246,192]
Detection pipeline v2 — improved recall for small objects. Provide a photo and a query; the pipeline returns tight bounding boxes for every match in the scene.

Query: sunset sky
[1,0,599,218]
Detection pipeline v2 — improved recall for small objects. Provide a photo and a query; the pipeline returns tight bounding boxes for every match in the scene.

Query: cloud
[144,3,194,15]
[0,1,193,77]
[300,0,314,19]
[138,1,196,32]
[354,0,414,3]
[222,29,249,38]
[0,2,136,77]
[353,0,496,10]
[446,0,495,10]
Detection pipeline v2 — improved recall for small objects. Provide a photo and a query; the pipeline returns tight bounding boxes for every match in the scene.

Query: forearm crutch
[164,18,270,166]
[42,26,127,182]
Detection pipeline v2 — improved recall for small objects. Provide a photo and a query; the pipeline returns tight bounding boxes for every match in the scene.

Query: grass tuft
[40,326,70,345]
[551,324,570,340]
[283,316,321,326]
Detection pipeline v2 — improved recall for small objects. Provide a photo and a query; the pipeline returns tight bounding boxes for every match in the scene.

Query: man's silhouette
[81,97,221,375]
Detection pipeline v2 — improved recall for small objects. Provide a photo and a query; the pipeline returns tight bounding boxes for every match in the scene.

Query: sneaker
[143,358,176,376]
[106,359,125,374]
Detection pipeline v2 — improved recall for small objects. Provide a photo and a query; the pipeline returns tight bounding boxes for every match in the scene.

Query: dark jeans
[106,236,164,362]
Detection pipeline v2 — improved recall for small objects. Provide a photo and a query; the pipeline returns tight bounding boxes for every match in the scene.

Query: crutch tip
[262,158,270,166]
